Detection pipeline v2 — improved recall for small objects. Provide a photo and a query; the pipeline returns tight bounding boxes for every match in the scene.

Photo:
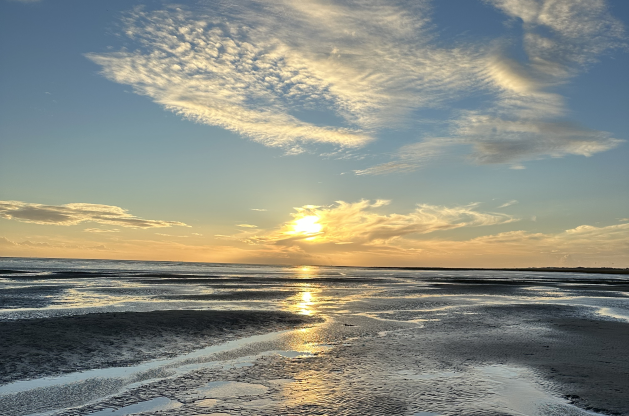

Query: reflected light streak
[283,299,331,355]
[55,288,132,308]
[296,265,318,279]
[297,291,315,315]
[283,278,321,317]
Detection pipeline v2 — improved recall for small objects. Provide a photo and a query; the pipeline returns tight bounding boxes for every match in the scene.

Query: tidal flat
[0,258,627,416]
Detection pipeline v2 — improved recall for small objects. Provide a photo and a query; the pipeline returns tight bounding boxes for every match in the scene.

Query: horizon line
[1,256,627,274]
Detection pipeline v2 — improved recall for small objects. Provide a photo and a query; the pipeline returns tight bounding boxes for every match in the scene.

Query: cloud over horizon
[3,199,627,267]
[213,200,629,266]
[0,201,189,229]
[0,236,108,251]
[220,199,518,247]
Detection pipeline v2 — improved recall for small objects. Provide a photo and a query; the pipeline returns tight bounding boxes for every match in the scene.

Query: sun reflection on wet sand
[297,291,315,316]
[55,288,132,308]
[285,267,322,316]
[284,326,332,356]
[279,267,335,356]
[284,287,325,319]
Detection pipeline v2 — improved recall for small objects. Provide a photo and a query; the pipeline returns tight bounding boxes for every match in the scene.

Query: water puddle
[481,365,609,415]
[404,365,608,416]
[480,365,558,415]
[397,369,460,380]
[596,306,629,322]
[274,350,315,358]
[186,381,268,399]
[87,397,181,415]
[195,398,219,407]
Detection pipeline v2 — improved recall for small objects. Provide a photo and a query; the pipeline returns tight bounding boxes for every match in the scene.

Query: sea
[2,257,627,320]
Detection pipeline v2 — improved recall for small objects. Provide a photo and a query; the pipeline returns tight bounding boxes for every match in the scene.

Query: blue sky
[1,0,628,267]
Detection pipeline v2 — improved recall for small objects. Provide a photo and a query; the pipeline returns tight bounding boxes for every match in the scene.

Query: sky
[0,0,628,267]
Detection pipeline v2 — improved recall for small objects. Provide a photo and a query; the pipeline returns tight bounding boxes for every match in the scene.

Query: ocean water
[2,257,626,321]
[0,257,426,320]
[1,257,628,416]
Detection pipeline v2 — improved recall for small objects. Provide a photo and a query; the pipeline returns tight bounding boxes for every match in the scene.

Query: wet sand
[383,303,629,415]
[0,263,628,415]
[0,310,319,385]
[16,302,626,416]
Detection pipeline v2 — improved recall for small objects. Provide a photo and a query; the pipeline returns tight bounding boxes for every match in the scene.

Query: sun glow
[292,216,322,235]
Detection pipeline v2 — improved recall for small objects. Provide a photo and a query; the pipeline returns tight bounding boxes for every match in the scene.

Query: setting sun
[292,216,322,235]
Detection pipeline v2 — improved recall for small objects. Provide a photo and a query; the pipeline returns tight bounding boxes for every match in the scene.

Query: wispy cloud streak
[497,200,518,208]
[0,201,189,229]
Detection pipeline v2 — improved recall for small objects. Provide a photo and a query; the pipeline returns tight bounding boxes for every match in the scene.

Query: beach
[0,258,627,416]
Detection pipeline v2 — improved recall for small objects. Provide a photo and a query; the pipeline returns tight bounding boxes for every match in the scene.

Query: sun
[292,215,322,235]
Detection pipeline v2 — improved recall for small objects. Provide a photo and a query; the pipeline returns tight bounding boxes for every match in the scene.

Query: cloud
[466,222,629,258]
[84,228,120,233]
[355,0,625,173]
[486,0,624,65]
[224,199,518,246]
[455,112,622,167]
[497,200,518,208]
[237,224,258,228]
[17,240,52,247]
[87,1,623,168]
[3,217,627,267]
[209,199,629,266]
[0,201,189,229]
[87,4,382,152]
[355,138,454,174]
[0,236,17,246]
[251,209,267,212]
[0,236,108,251]
[87,1,487,154]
